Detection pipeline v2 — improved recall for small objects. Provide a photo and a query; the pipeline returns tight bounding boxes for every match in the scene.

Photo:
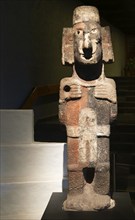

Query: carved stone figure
[59,6,117,211]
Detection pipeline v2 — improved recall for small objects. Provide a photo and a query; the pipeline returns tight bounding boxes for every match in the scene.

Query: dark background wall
[1,0,35,108]
[1,0,126,109]
[1,0,83,109]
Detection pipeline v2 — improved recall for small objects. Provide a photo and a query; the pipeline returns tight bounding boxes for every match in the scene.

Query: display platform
[41,192,135,220]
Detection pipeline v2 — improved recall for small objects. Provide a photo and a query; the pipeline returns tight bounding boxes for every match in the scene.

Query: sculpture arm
[110,102,117,122]
[59,78,82,104]
[59,101,66,124]
[59,78,82,124]
[108,79,118,122]
[94,78,117,121]
[94,78,117,104]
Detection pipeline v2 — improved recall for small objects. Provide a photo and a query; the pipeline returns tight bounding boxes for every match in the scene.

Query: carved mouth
[78,41,98,63]
[83,48,92,60]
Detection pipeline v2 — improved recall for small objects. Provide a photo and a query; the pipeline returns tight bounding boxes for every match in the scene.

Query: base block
[41,192,135,220]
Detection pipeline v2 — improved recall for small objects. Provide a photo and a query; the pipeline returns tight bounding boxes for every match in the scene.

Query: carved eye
[91,28,98,34]
[76,30,83,35]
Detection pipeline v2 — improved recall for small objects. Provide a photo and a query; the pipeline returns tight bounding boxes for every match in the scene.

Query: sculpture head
[73,6,102,64]
[62,6,114,66]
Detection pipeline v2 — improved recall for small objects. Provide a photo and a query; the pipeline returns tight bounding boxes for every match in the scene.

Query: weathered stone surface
[63,183,114,211]
[59,5,117,211]
[68,171,84,194]
[67,138,79,167]
[79,108,97,167]
[73,6,100,25]
[62,28,74,65]
[101,26,114,63]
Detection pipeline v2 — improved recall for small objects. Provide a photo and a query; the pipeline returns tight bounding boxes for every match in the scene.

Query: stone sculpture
[59,6,117,211]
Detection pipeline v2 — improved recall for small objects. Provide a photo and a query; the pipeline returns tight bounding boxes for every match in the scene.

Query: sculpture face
[73,21,102,64]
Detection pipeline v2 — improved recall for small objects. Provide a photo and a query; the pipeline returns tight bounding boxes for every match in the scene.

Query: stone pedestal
[41,192,135,220]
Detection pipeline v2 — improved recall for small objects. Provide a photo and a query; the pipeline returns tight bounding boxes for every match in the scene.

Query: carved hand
[64,84,82,100]
[94,82,116,103]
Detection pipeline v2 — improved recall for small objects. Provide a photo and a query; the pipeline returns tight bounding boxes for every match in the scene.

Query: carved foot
[108,199,115,209]
[63,184,115,211]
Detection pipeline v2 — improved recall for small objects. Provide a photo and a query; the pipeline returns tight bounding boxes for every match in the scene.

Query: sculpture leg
[63,137,84,210]
[63,109,111,211]
[68,171,84,195]
[93,137,115,209]
[67,137,84,195]
[94,137,110,195]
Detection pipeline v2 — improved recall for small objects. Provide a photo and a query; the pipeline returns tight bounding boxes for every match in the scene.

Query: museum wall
[1,0,36,108]
[1,0,83,109]
[1,0,126,109]
[105,26,126,77]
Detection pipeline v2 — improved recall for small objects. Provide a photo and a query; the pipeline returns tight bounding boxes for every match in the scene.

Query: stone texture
[63,184,113,211]
[62,28,74,65]
[101,26,114,63]
[59,6,117,211]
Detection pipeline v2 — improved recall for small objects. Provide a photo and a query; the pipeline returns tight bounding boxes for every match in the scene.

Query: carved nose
[83,33,91,48]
